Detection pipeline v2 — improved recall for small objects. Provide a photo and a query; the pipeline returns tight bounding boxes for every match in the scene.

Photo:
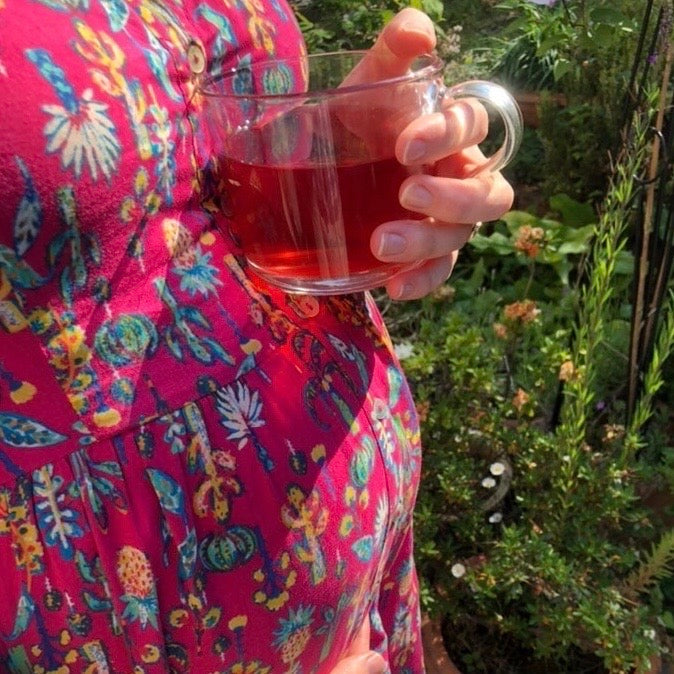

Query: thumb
[327,651,388,674]
[341,8,436,85]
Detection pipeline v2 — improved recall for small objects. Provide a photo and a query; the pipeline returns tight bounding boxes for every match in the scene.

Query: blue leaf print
[100,0,129,31]
[6,586,35,640]
[71,452,127,531]
[351,535,374,562]
[194,5,236,59]
[33,465,84,561]
[269,0,290,20]
[349,437,375,489]
[201,337,235,365]
[146,468,186,521]
[0,247,46,291]
[83,590,113,612]
[25,49,77,113]
[177,528,197,580]
[387,365,404,407]
[26,50,121,181]
[142,32,182,102]
[13,157,43,257]
[0,413,67,448]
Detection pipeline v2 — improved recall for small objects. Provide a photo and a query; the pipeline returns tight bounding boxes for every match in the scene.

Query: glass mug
[200,50,523,295]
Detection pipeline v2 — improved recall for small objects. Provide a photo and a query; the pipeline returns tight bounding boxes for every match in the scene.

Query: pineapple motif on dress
[116,545,159,629]
[272,605,314,673]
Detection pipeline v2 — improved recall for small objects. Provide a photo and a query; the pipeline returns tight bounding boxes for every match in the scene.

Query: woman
[0,1,512,671]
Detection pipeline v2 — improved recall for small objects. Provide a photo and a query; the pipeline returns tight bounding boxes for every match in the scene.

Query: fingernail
[364,652,387,674]
[400,19,434,41]
[403,139,426,164]
[377,231,407,258]
[394,283,414,300]
[401,184,432,210]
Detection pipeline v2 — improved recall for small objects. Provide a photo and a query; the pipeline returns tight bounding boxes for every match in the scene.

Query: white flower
[488,512,503,524]
[481,477,496,489]
[42,88,120,181]
[393,342,414,360]
[489,462,505,476]
[451,563,466,578]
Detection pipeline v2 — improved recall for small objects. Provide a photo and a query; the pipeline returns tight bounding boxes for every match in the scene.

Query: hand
[327,618,387,674]
[354,8,515,300]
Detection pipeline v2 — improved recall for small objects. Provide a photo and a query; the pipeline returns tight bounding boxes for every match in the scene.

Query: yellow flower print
[0,490,44,579]
[169,608,189,628]
[199,231,216,246]
[64,650,78,664]
[0,363,37,404]
[9,380,37,404]
[141,645,161,664]
[13,521,45,578]
[28,307,54,334]
[252,551,296,611]
[228,615,248,631]
[48,323,91,383]
[92,406,122,428]
[229,663,272,674]
[339,515,354,537]
[0,490,26,534]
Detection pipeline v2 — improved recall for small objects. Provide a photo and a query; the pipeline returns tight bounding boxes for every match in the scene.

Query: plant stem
[627,37,673,419]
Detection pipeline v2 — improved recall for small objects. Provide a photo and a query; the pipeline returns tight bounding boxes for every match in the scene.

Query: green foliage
[483,0,647,203]
[289,0,446,52]
[378,120,674,672]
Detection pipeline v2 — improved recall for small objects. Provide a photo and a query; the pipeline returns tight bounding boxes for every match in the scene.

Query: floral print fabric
[0,0,424,672]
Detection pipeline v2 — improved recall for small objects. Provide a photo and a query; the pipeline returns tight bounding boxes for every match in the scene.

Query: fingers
[372,219,473,263]
[328,618,387,674]
[345,617,371,658]
[398,169,514,225]
[396,99,489,165]
[341,8,436,85]
[384,252,459,301]
[327,652,387,674]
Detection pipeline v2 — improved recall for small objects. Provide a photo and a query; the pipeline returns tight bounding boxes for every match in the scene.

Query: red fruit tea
[221,155,422,289]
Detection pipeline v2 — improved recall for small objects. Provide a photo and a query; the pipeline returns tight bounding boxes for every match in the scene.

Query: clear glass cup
[200,50,523,295]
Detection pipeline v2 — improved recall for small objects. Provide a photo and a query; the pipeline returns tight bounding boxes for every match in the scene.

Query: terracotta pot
[421,613,463,674]
[514,91,567,128]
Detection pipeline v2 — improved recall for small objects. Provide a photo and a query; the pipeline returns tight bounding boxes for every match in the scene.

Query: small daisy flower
[490,462,505,476]
[451,563,466,578]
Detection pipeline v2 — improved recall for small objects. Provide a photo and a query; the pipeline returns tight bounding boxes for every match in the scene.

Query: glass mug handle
[438,80,524,177]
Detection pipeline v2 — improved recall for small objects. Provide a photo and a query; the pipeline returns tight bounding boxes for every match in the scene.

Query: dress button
[187,40,206,75]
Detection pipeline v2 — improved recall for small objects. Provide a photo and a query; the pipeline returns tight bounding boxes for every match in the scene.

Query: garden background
[289,1,674,672]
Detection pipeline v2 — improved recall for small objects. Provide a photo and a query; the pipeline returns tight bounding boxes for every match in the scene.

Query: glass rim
[198,49,444,101]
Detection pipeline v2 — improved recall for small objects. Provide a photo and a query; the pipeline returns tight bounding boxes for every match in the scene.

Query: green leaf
[589,7,629,27]
[615,250,635,275]
[549,194,597,227]
[557,225,595,255]
[553,58,573,82]
[501,210,537,229]
[469,232,513,255]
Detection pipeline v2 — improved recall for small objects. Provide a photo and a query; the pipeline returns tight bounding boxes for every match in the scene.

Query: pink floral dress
[0,1,424,672]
